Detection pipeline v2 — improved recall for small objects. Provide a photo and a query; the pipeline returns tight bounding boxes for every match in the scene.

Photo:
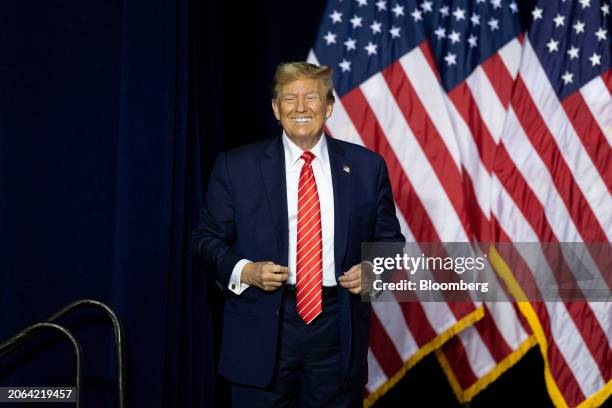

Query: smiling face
[272,77,334,150]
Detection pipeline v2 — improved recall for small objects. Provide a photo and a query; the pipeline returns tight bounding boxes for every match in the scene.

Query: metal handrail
[0,322,82,407]
[47,299,126,408]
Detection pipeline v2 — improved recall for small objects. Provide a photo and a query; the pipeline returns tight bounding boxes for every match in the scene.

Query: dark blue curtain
[2,0,214,406]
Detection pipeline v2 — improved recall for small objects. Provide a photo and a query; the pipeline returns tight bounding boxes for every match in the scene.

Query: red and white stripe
[432,37,538,402]
[310,16,611,404]
[491,37,612,408]
[308,41,513,405]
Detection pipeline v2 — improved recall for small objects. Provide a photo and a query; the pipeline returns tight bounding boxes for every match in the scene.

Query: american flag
[489,0,611,407]
[308,0,611,407]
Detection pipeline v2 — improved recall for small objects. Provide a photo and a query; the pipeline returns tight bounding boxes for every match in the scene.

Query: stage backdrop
[2,0,214,406]
[2,0,325,407]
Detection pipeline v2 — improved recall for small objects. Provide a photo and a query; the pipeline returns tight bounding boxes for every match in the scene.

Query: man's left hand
[338,264,362,294]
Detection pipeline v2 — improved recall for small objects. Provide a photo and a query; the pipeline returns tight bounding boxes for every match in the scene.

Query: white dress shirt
[228,132,336,294]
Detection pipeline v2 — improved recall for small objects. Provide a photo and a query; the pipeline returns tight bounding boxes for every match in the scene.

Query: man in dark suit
[192,62,404,407]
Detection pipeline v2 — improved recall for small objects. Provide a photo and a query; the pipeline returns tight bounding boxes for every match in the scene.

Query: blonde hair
[272,62,335,103]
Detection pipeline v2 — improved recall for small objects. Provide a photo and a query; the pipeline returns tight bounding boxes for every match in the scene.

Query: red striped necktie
[296,151,323,324]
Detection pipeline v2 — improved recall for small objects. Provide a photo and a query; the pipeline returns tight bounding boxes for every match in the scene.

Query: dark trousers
[231,287,362,408]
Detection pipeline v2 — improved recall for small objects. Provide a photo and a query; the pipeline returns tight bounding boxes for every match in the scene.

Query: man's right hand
[241,261,289,291]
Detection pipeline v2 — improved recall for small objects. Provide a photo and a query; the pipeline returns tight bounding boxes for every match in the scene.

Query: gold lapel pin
[343,165,351,173]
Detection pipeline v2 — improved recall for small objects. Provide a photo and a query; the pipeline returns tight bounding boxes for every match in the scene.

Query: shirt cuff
[229,259,251,295]
[363,260,382,299]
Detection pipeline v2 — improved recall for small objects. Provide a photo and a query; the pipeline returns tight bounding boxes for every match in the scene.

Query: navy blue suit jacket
[192,135,404,388]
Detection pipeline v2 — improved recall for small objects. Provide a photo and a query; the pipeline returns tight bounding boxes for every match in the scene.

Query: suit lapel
[260,136,289,266]
[327,137,351,275]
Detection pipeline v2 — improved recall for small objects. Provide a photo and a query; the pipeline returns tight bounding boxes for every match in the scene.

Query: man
[192,62,404,407]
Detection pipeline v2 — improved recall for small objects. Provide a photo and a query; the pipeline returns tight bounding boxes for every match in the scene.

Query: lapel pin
[343,165,351,173]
